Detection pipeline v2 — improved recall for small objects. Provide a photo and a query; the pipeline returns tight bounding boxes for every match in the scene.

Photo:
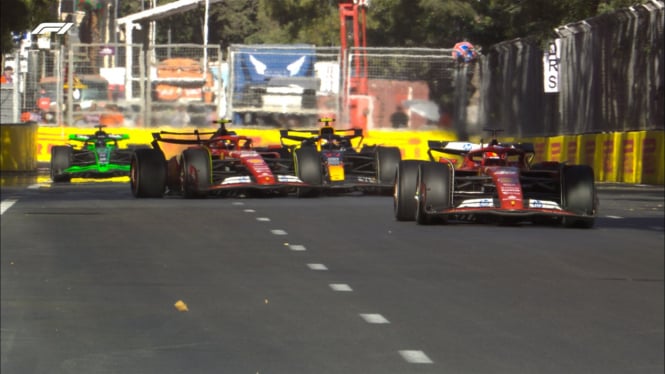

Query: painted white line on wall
[307,263,328,270]
[359,313,390,324]
[1,199,17,215]
[329,283,353,292]
[244,209,256,213]
[399,350,433,364]
[256,217,271,222]
[271,229,288,235]
[289,244,306,251]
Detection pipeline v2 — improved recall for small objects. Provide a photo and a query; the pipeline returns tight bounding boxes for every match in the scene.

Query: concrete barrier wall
[1,122,38,172]
[34,126,460,163]
[520,131,664,185]
[16,126,665,185]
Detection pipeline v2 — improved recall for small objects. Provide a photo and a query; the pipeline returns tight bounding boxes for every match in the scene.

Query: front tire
[130,149,166,198]
[51,146,72,183]
[562,165,597,228]
[394,160,422,221]
[181,148,211,198]
[416,162,452,225]
[294,146,322,197]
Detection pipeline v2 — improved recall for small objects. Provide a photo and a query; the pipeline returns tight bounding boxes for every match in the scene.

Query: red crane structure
[338,0,369,129]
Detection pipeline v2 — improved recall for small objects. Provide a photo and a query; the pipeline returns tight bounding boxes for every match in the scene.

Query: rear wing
[69,125,129,142]
[150,130,217,151]
[151,128,247,146]
[280,126,364,148]
[153,129,215,142]
[427,140,535,161]
[427,140,480,160]
[69,133,129,142]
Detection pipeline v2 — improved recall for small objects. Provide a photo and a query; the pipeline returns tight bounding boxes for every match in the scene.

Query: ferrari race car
[277,118,402,196]
[394,129,598,228]
[50,125,139,182]
[130,119,307,198]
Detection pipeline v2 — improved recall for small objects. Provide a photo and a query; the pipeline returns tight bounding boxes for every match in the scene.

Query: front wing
[422,197,589,223]
[63,150,132,178]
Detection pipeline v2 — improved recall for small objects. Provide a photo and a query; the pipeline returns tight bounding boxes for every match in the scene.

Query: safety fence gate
[344,47,459,130]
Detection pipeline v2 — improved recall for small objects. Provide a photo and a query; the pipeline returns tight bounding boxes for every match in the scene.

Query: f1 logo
[31,22,74,35]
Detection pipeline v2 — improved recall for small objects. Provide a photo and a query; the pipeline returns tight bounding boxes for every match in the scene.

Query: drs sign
[543,39,561,93]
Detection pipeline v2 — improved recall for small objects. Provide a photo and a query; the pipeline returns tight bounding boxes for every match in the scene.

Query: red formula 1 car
[394,129,598,228]
[129,120,305,198]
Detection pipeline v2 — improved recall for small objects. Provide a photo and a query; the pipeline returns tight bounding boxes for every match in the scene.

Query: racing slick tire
[394,160,423,221]
[51,146,72,183]
[416,162,452,225]
[130,148,166,198]
[376,146,402,185]
[181,148,211,198]
[294,146,322,198]
[561,165,597,228]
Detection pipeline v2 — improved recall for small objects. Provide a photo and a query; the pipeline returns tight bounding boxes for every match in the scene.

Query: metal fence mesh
[344,47,459,130]
[2,2,661,138]
[147,44,223,127]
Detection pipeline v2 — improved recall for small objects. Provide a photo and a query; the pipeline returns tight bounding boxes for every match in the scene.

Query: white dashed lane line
[307,263,328,270]
[399,350,434,364]
[1,199,18,215]
[359,313,390,324]
[288,244,306,251]
[329,283,353,292]
[238,203,435,367]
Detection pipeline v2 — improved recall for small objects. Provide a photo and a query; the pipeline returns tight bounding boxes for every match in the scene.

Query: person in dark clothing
[390,106,409,128]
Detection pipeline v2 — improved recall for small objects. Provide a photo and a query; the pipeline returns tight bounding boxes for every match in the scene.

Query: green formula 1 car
[50,125,142,182]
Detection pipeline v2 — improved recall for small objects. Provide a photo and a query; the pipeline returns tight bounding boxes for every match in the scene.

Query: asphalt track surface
[1,176,663,374]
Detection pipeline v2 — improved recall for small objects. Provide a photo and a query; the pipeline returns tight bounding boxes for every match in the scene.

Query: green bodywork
[64,131,131,177]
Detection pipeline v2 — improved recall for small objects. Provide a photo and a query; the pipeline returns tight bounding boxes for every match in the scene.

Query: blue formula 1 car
[277,117,402,197]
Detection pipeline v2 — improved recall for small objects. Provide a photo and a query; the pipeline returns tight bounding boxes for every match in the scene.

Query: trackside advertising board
[25,128,665,185]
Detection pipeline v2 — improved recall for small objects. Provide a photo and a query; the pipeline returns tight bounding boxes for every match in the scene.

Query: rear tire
[394,160,422,221]
[562,165,597,228]
[294,146,322,197]
[181,148,211,198]
[416,163,452,225]
[130,148,166,198]
[51,146,72,183]
[376,146,402,189]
